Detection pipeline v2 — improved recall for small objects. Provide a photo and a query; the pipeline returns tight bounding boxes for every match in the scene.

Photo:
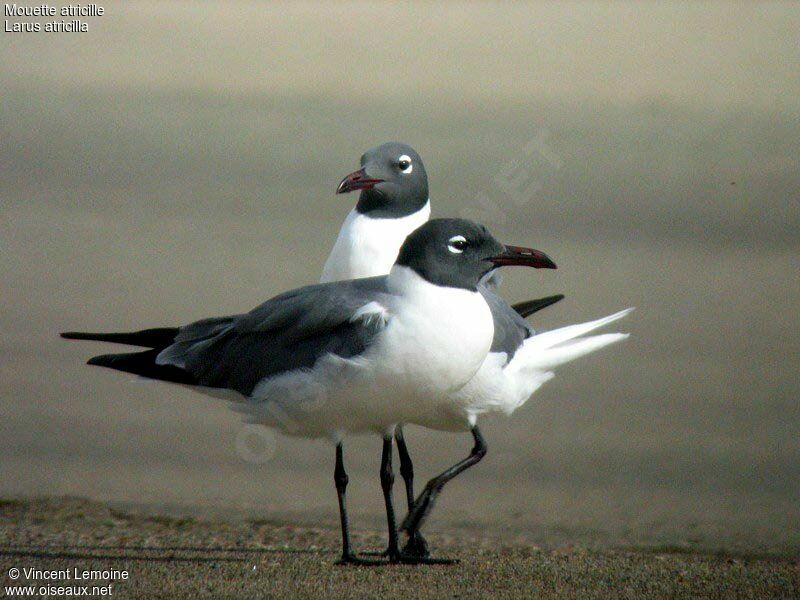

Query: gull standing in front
[61,218,558,564]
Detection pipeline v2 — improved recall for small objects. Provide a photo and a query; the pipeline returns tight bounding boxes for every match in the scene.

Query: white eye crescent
[447,235,468,254]
[398,154,413,174]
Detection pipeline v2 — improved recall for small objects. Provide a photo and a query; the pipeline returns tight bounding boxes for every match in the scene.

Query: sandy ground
[0,497,797,598]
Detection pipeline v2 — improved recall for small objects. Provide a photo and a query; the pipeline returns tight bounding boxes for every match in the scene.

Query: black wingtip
[60,328,178,349]
[87,353,125,367]
[512,294,565,319]
[84,349,197,385]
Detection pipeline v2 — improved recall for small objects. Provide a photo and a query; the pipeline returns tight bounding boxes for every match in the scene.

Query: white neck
[320,201,431,283]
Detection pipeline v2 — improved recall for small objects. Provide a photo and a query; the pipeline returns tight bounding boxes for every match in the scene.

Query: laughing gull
[62,218,557,564]
[322,143,430,283]
[329,143,631,552]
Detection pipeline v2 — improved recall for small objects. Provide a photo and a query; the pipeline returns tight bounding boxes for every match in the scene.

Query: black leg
[395,426,430,558]
[400,426,487,535]
[334,442,383,566]
[376,433,456,565]
[379,434,401,560]
[334,442,352,561]
[395,426,415,510]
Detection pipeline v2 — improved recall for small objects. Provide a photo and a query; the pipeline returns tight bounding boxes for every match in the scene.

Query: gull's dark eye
[447,235,468,254]
[398,154,413,174]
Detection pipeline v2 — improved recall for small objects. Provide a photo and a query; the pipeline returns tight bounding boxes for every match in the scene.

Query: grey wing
[156,277,391,396]
[480,285,533,360]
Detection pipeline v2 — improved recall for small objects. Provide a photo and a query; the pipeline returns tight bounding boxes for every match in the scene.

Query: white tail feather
[507,308,633,381]
[460,308,633,418]
[523,333,629,370]
[524,307,634,352]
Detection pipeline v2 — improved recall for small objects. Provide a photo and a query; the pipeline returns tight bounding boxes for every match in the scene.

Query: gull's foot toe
[336,553,388,566]
[402,530,430,558]
[388,552,459,565]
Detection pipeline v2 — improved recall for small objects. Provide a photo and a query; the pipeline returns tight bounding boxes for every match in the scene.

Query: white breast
[320,201,431,282]
[369,266,494,425]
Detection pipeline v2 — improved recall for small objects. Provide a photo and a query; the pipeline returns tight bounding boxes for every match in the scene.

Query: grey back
[158,277,393,396]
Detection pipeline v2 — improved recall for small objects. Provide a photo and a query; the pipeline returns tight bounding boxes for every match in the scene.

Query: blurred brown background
[1,2,798,552]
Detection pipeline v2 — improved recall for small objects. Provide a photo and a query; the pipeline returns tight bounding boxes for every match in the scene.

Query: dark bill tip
[336,168,384,194]
[488,245,557,269]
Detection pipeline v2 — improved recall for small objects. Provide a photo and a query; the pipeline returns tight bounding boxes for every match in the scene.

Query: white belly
[446,350,555,427]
